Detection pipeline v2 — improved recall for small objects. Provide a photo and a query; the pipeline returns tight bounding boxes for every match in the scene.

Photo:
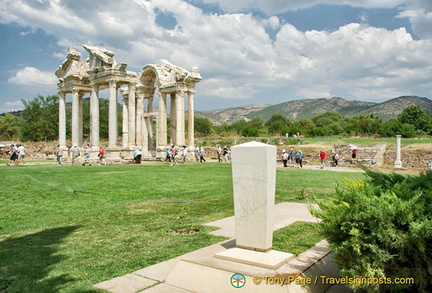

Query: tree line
[1,94,431,141]
[195,105,432,138]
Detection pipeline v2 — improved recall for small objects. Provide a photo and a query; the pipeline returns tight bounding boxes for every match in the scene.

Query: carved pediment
[141,59,201,87]
[83,45,116,70]
[55,47,89,79]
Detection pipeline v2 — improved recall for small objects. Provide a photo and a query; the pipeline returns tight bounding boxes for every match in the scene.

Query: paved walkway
[93,203,352,293]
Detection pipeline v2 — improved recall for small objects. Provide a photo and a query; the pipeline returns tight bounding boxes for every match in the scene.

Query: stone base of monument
[162,239,340,293]
[214,247,294,269]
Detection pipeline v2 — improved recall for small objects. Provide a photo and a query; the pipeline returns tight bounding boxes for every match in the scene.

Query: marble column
[78,94,83,147]
[394,135,402,168]
[187,91,195,148]
[146,95,154,149]
[90,84,100,148]
[128,83,136,146]
[170,93,176,145]
[136,92,144,148]
[71,89,80,147]
[142,116,149,155]
[157,91,167,146]
[122,96,129,147]
[58,92,66,148]
[108,80,118,148]
[176,91,185,146]
[147,97,153,113]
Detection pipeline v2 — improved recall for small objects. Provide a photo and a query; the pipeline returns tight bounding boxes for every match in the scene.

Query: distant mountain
[195,104,269,125]
[200,96,432,125]
[356,96,432,120]
[245,97,375,121]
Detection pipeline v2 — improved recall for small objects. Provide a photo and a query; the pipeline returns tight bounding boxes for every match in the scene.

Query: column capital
[108,79,118,87]
[129,82,136,91]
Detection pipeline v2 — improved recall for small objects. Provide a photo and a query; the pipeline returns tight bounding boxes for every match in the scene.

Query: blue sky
[0,0,431,113]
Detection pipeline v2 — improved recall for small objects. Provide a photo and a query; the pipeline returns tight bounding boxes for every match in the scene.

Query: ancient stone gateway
[55,46,201,160]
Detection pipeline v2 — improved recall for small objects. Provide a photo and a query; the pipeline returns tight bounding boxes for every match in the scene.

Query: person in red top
[98,146,106,165]
[351,148,357,164]
[319,150,326,169]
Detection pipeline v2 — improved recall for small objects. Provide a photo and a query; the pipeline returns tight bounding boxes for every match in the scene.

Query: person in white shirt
[56,144,63,166]
[17,144,26,165]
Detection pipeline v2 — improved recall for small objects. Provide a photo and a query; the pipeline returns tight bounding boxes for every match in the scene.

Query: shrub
[311,169,432,292]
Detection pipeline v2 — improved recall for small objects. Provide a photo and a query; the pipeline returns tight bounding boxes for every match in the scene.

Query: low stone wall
[384,149,432,168]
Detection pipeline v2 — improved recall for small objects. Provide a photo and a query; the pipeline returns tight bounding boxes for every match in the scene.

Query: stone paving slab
[138,283,194,293]
[94,273,158,293]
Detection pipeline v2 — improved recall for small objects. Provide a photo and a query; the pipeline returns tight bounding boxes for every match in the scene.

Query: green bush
[311,169,432,292]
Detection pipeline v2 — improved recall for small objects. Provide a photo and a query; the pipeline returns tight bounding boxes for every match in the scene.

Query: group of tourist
[320,150,340,168]
[165,145,208,165]
[216,145,232,162]
[281,148,305,168]
[280,148,354,169]
[55,144,105,166]
[7,144,26,166]
[6,143,356,168]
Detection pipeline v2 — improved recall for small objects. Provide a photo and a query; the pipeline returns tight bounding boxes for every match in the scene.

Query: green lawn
[0,162,365,292]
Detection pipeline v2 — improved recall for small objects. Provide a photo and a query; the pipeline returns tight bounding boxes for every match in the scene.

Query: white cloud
[8,67,58,86]
[398,0,432,38]
[1,100,24,113]
[0,0,431,109]
[198,0,406,14]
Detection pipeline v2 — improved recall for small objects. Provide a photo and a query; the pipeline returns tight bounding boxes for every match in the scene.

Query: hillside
[245,97,375,121]
[356,96,432,120]
[201,96,432,124]
[195,104,268,125]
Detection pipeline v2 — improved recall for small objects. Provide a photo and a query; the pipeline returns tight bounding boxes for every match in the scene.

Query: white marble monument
[215,141,293,269]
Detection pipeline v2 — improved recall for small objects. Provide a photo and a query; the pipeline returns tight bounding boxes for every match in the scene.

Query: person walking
[98,146,106,165]
[319,150,326,169]
[82,144,91,166]
[289,149,296,164]
[332,152,339,167]
[7,144,18,166]
[217,144,222,162]
[56,144,63,166]
[71,145,80,165]
[295,150,304,168]
[199,146,206,163]
[169,144,178,166]
[17,144,26,166]
[181,145,188,164]
[351,148,357,164]
[281,149,288,167]
[194,145,200,162]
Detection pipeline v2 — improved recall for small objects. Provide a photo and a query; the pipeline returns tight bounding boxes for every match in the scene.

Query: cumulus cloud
[398,0,432,38]
[197,0,406,14]
[8,67,58,86]
[0,0,431,107]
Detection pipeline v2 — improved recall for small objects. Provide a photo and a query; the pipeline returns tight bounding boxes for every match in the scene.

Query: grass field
[0,162,366,292]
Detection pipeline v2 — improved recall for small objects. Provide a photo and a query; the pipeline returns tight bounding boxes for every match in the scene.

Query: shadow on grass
[0,226,81,293]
